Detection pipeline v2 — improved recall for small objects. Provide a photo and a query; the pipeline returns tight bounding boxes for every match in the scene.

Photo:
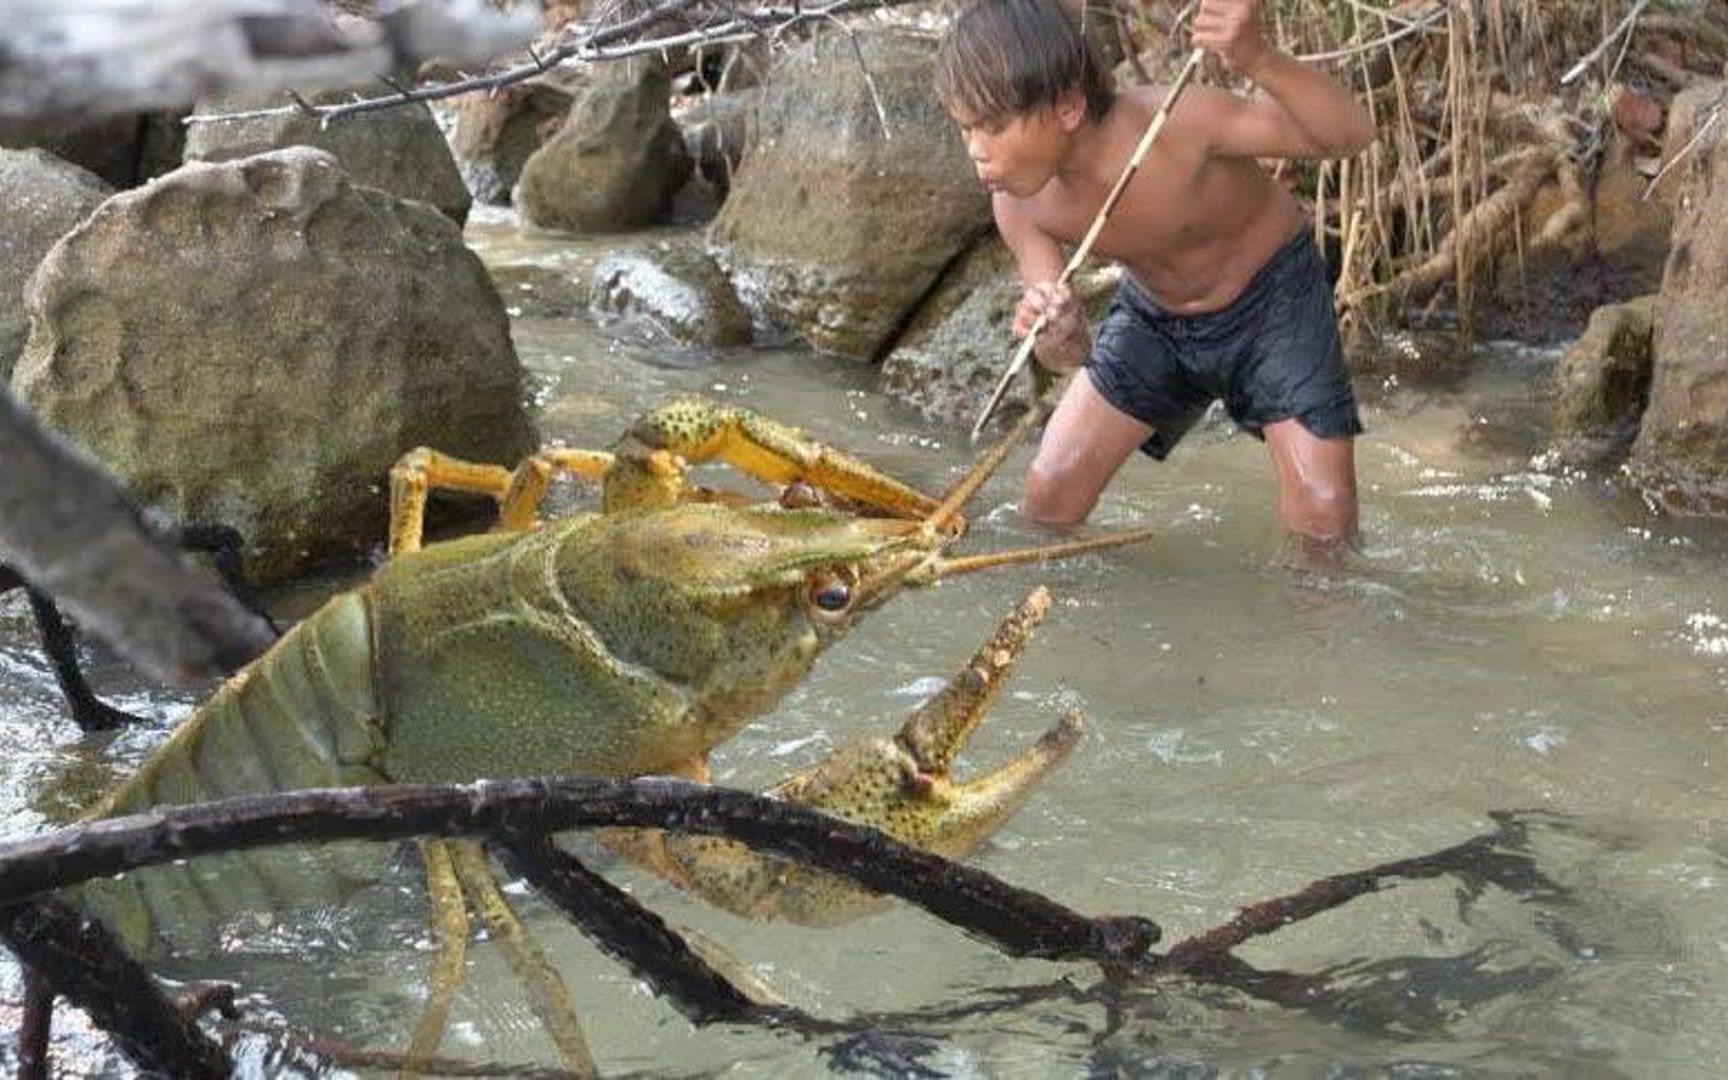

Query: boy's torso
[1013,85,1305,315]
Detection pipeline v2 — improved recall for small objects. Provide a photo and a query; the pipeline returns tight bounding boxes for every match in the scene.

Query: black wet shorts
[1086,227,1363,460]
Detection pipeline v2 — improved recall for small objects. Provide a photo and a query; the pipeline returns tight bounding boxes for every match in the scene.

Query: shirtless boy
[935,0,1374,547]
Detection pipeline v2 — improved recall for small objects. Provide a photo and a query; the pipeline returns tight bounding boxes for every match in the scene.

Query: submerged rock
[708,29,990,359]
[489,263,591,319]
[1630,84,1728,514]
[184,87,471,226]
[1549,296,1655,469]
[0,149,112,379]
[514,56,690,233]
[590,236,752,347]
[11,147,534,583]
[880,235,1117,429]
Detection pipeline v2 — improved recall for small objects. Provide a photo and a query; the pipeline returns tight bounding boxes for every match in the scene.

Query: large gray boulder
[184,88,471,226]
[880,238,1022,426]
[1630,85,1728,514]
[1548,295,1655,469]
[0,149,112,378]
[514,56,690,233]
[12,147,535,583]
[709,29,990,359]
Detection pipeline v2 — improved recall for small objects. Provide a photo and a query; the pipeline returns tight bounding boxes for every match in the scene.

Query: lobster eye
[804,569,855,620]
[813,580,850,611]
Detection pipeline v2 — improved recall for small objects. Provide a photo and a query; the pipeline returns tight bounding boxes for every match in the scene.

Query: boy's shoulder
[1099,83,1219,149]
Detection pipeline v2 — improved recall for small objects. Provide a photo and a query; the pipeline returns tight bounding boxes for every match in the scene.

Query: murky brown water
[3,210,1724,1076]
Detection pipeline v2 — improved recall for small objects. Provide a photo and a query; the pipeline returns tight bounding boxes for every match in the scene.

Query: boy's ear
[1055,89,1088,132]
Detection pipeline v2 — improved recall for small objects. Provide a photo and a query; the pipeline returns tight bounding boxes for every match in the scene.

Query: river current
[2,210,1723,1076]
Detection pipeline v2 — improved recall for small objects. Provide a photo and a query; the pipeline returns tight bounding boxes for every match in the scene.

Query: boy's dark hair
[935,0,1114,126]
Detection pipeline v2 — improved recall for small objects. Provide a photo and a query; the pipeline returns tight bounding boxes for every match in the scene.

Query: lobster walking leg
[403,838,468,1073]
[450,842,596,1076]
[605,398,943,517]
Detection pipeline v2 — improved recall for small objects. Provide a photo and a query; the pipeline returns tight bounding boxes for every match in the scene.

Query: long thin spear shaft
[971,47,1206,439]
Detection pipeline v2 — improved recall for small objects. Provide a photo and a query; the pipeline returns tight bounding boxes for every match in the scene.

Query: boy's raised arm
[1191,0,1373,161]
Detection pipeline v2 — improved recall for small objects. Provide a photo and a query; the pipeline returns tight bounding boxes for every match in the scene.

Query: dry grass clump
[1094,0,1728,341]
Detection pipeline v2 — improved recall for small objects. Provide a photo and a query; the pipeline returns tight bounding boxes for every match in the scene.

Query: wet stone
[590,237,752,347]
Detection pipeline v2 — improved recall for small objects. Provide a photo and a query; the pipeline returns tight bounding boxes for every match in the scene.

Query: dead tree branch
[0,777,1163,967]
[0,898,230,1078]
[17,967,51,1080]
[187,0,928,128]
[1148,812,1549,976]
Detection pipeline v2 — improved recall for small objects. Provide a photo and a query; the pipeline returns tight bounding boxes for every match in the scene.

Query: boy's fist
[1014,281,1087,371]
[1191,0,1270,77]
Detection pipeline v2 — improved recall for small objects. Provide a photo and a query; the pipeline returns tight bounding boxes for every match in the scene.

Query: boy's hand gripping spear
[970,47,1205,441]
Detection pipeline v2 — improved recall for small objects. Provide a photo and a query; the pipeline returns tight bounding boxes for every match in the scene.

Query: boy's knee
[1021,456,1098,526]
[1286,475,1357,539]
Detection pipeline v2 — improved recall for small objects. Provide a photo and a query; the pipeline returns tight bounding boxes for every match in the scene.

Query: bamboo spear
[970,46,1206,439]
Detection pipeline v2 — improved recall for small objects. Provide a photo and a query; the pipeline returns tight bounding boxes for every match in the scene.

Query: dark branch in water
[18,966,51,1080]
[0,776,1162,967]
[0,524,274,733]
[1147,812,1542,976]
[0,568,140,732]
[187,0,927,127]
[0,792,1560,1075]
[0,392,277,685]
[493,830,771,1025]
[0,898,230,1078]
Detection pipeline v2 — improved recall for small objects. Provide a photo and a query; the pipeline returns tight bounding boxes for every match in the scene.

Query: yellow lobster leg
[604,396,943,519]
[389,446,614,554]
[449,843,596,1076]
[402,839,468,1074]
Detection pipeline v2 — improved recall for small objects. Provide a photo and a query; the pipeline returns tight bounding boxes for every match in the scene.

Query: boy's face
[949,103,1073,198]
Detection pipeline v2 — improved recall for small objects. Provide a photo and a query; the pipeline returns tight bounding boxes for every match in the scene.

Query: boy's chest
[1030,152,1208,262]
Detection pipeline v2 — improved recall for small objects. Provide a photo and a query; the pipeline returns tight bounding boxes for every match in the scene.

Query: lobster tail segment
[76,591,391,959]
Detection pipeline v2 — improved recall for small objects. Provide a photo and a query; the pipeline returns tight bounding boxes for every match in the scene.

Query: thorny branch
[187,0,927,128]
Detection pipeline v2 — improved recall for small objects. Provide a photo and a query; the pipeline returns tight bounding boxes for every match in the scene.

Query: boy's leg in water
[1022,373,1153,526]
[1263,417,1358,561]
